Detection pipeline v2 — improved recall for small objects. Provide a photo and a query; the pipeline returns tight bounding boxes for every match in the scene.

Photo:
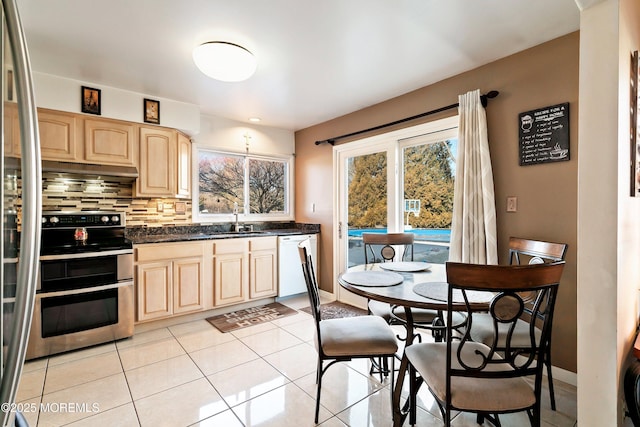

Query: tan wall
[295,32,579,372]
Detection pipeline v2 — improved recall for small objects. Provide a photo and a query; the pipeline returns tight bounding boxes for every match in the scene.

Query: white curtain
[449,89,498,264]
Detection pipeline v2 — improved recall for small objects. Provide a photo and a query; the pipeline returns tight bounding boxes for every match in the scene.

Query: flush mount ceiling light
[192,41,257,82]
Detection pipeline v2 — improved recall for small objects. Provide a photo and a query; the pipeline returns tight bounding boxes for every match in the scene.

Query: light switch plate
[506,196,517,212]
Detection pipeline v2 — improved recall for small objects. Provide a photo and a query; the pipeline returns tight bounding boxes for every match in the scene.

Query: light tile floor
[16,295,577,426]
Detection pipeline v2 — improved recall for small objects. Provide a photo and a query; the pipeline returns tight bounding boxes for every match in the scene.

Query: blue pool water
[348,228,451,243]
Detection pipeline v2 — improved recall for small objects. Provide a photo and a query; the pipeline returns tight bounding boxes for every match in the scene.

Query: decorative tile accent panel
[13,173,193,226]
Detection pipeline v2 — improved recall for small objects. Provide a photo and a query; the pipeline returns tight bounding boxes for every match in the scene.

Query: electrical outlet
[506,196,517,212]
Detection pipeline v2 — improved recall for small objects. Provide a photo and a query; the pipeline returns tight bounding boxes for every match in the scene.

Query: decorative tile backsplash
[7,173,319,235]
[8,172,193,227]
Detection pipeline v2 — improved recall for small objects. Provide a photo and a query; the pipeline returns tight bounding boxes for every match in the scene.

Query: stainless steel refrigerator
[0,0,42,426]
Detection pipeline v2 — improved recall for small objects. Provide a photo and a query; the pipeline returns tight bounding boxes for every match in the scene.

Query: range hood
[4,158,139,181]
[41,160,139,179]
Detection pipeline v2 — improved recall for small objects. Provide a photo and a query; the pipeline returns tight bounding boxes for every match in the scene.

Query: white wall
[577,0,640,425]
[33,72,296,154]
[577,3,619,424]
[618,0,640,422]
[193,114,294,156]
[33,72,201,135]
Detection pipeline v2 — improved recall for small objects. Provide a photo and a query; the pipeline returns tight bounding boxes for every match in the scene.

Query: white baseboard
[550,365,577,387]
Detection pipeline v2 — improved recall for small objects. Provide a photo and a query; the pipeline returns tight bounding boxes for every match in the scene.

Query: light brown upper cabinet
[136,126,191,198]
[3,102,19,157]
[177,132,191,197]
[84,117,136,166]
[38,108,80,161]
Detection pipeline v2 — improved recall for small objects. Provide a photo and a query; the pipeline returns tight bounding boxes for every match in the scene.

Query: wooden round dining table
[338,262,492,427]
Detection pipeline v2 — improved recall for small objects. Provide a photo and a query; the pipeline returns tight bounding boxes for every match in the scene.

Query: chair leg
[389,355,395,420]
[315,364,323,424]
[545,347,557,410]
[408,362,420,426]
[368,357,389,382]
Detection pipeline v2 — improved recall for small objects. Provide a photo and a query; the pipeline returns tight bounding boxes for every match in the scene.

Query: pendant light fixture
[192,41,257,82]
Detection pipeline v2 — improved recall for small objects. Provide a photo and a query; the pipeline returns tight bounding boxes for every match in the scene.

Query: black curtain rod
[315,90,499,146]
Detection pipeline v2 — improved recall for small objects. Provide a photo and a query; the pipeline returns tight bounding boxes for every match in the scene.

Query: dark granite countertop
[126,223,320,245]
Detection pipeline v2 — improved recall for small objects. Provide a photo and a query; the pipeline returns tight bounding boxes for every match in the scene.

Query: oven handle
[39,248,133,261]
[36,280,133,299]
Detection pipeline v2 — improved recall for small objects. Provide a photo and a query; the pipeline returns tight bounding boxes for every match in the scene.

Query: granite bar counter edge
[126,222,321,245]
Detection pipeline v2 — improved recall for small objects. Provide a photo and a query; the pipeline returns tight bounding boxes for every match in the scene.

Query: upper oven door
[39,251,133,293]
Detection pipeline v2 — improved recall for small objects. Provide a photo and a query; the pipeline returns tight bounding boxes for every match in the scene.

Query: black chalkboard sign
[519,103,570,166]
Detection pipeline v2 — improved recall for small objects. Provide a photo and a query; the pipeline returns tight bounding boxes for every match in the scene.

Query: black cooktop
[40,211,131,256]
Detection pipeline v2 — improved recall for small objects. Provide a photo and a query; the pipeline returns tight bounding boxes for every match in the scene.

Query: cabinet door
[214,252,247,306]
[38,109,79,161]
[3,102,19,157]
[137,261,172,321]
[177,132,191,197]
[138,126,176,196]
[85,118,136,166]
[249,249,277,299]
[173,257,204,314]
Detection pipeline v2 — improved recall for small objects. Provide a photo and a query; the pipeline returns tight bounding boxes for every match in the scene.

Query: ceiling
[16,0,580,131]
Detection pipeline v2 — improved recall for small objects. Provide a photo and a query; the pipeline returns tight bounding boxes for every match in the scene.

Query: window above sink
[193,148,294,223]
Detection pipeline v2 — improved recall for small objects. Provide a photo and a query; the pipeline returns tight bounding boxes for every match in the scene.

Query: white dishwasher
[278,234,318,297]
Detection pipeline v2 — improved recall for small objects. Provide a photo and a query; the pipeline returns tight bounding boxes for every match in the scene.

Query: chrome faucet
[233,202,241,232]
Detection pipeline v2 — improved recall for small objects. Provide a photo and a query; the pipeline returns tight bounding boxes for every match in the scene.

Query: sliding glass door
[334,117,458,304]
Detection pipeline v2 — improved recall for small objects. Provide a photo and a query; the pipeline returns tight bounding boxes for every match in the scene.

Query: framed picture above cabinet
[81,86,101,115]
[144,98,160,124]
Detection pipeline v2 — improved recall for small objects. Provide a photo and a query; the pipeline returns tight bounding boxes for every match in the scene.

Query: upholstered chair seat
[406,341,536,412]
[319,316,399,357]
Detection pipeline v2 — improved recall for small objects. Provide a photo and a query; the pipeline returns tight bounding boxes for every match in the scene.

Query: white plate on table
[378,262,432,272]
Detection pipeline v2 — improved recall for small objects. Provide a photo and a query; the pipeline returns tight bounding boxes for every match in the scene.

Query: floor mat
[206,302,298,333]
[300,301,368,319]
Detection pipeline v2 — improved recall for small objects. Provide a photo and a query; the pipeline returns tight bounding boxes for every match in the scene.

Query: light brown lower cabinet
[135,236,278,322]
[135,242,205,322]
[173,257,205,314]
[212,238,249,307]
[249,237,278,299]
[137,260,172,321]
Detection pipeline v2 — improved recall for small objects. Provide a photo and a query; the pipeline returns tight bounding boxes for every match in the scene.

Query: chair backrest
[298,241,323,346]
[362,232,414,264]
[508,237,567,265]
[444,261,565,388]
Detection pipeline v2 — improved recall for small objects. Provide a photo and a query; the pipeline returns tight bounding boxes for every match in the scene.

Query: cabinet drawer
[136,242,204,262]
[214,239,248,255]
[249,236,277,252]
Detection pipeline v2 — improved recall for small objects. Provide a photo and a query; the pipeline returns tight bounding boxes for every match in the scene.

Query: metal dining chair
[298,241,398,424]
[363,232,458,342]
[362,232,442,379]
[469,237,568,410]
[405,261,565,427]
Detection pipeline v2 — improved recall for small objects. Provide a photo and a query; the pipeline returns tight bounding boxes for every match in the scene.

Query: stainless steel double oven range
[26,211,134,360]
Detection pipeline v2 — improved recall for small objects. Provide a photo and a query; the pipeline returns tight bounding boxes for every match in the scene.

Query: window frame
[192,146,294,224]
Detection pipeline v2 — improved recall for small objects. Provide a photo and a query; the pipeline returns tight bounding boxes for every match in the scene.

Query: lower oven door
[26,281,134,360]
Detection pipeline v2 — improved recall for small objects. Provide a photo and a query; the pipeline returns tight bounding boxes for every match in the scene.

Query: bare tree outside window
[197,150,289,217]
[248,158,286,213]
[198,152,244,214]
